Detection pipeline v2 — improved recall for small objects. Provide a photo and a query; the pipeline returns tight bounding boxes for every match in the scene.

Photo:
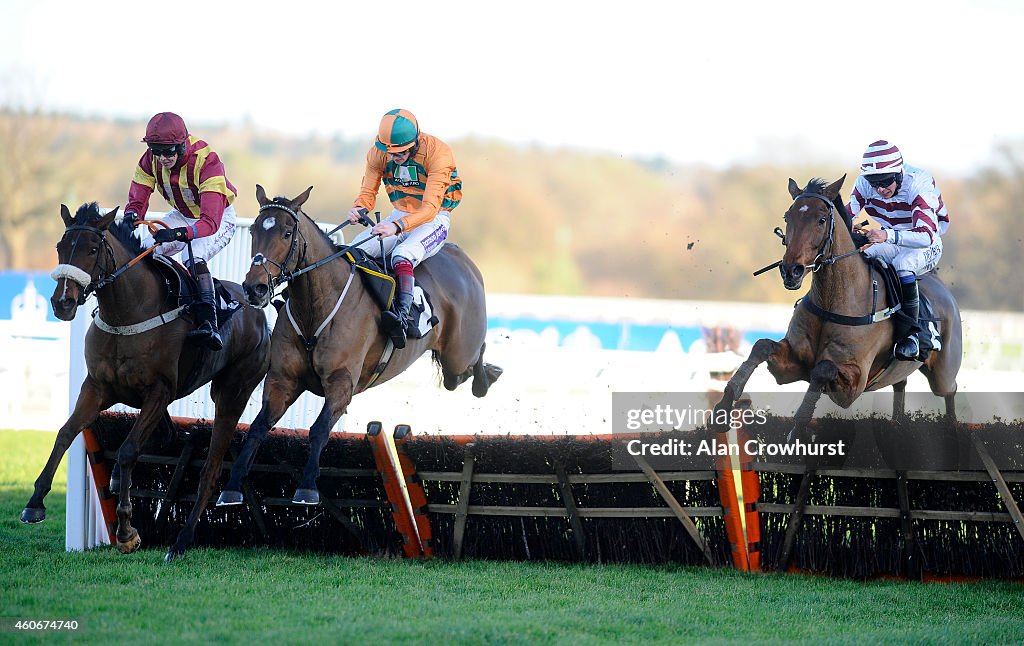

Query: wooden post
[777,468,815,571]
[895,471,919,579]
[554,463,587,560]
[154,439,194,535]
[633,454,714,565]
[972,433,1024,542]
[452,446,476,560]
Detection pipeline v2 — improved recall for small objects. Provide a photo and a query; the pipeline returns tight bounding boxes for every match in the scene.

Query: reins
[753,194,865,276]
[249,204,379,288]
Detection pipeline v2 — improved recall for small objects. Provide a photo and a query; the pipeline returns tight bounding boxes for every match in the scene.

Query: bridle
[249,202,309,290]
[52,224,118,305]
[787,193,861,273]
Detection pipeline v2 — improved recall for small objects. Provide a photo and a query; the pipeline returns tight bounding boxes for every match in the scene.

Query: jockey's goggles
[866,173,899,188]
[148,144,180,158]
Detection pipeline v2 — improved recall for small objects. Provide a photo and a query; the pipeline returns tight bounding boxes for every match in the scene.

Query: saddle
[150,255,243,328]
[343,249,439,339]
[868,259,941,356]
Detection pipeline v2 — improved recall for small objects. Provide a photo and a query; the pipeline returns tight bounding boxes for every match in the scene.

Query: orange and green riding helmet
[375,109,420,153]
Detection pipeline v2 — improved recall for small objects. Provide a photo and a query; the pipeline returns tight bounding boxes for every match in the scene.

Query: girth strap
[800,296,899,326]
[93,305,187,336]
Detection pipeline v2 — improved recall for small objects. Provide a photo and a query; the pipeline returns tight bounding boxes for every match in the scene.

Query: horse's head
[244,184,314,307]
[779,175,846,290]
[50,203,119,320]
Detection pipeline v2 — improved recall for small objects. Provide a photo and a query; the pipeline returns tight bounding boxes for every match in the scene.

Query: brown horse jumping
[217,186,501,506]
[23,203,271,560]
[715,176,962,441]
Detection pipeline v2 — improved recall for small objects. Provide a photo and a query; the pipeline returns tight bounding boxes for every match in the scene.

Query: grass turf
[1,429,1021,645]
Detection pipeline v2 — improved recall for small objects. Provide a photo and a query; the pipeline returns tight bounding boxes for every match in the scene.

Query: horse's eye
[284,231,292,239]
[818,217,827,225]
[89,247,99,256]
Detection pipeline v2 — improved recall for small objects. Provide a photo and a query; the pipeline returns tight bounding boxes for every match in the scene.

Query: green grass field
[2,430,1022,645]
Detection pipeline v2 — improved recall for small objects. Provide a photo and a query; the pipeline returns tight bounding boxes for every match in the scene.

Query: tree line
[1,109,1021,312]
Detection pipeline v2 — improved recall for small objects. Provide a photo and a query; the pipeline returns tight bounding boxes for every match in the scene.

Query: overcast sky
[2,0,1021,175]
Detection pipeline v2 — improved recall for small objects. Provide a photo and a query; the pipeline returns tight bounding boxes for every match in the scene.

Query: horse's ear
[823,174,847,201]
[290,186,314,209]
[60,204,73,227]
[788,178,802,199]
[256,184,270,206]
[98,207,119,230]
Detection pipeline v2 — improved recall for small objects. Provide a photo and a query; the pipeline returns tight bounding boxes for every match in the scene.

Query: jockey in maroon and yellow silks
[126,134,237,241]
[123,111,237,351]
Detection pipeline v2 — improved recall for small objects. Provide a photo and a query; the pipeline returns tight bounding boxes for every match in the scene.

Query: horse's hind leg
[293,368,354,505]
[470,342,502,397]
[439,340,501,397]
[892,379,907,423]
[22,379,109,524]
[114,382,173,554]
[167,351,268,560]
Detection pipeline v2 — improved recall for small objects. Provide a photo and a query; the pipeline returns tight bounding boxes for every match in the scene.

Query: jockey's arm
[189,192,228,239]
[125,154,157,219]
[353,149,386,214]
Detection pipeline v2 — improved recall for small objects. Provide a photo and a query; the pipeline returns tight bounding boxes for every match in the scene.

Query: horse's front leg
[22,379,109,524]
[217,373,302,506]
[293,368,354,505]
[114,383,172,554]
[787,360,840,442]
[715,338,801,418]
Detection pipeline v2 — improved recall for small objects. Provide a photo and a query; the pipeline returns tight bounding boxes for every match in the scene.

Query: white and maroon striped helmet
[860,140,904,175]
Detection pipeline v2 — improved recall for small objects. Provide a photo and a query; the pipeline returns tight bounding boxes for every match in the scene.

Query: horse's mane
[73,203,146,255]
[270,196,343,253]
[801,178,853,231]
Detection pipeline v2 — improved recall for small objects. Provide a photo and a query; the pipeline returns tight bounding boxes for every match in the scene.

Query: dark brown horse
[715,176,962,441]
[23,203,270,560]
[217,186,501,506]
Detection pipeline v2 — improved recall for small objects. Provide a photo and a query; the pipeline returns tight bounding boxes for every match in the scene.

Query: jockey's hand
[371,222,400,238]
[153,227,188,244]
[347,207,369,224]
[123,211,140,226]
[865,229,887,244]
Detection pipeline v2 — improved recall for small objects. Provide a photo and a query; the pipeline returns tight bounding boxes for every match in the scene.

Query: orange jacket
[353,132,462,232]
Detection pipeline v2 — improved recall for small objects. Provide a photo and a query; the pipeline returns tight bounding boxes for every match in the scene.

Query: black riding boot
[895,279,920,360]
[381,273,414,350]
[189,262,223,351]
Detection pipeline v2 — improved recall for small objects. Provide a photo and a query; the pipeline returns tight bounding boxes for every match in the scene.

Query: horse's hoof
[20,507,46,524]
[115,531,141,554]
[292,489,320,505]
[484,363,503,383]
[164,548,184,563]
[216,490,244,506]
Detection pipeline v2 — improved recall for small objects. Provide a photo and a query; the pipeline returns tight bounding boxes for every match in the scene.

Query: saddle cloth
[150,254,243,326]
[869,259,941,354]
[344,249,439,338]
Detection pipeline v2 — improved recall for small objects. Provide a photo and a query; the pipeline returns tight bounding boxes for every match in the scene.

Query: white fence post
[65,309,108,550]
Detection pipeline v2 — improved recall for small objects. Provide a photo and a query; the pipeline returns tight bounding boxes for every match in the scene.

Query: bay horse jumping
[216,186,501,506]
[715,176,962,442]
[23,203,271,560]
